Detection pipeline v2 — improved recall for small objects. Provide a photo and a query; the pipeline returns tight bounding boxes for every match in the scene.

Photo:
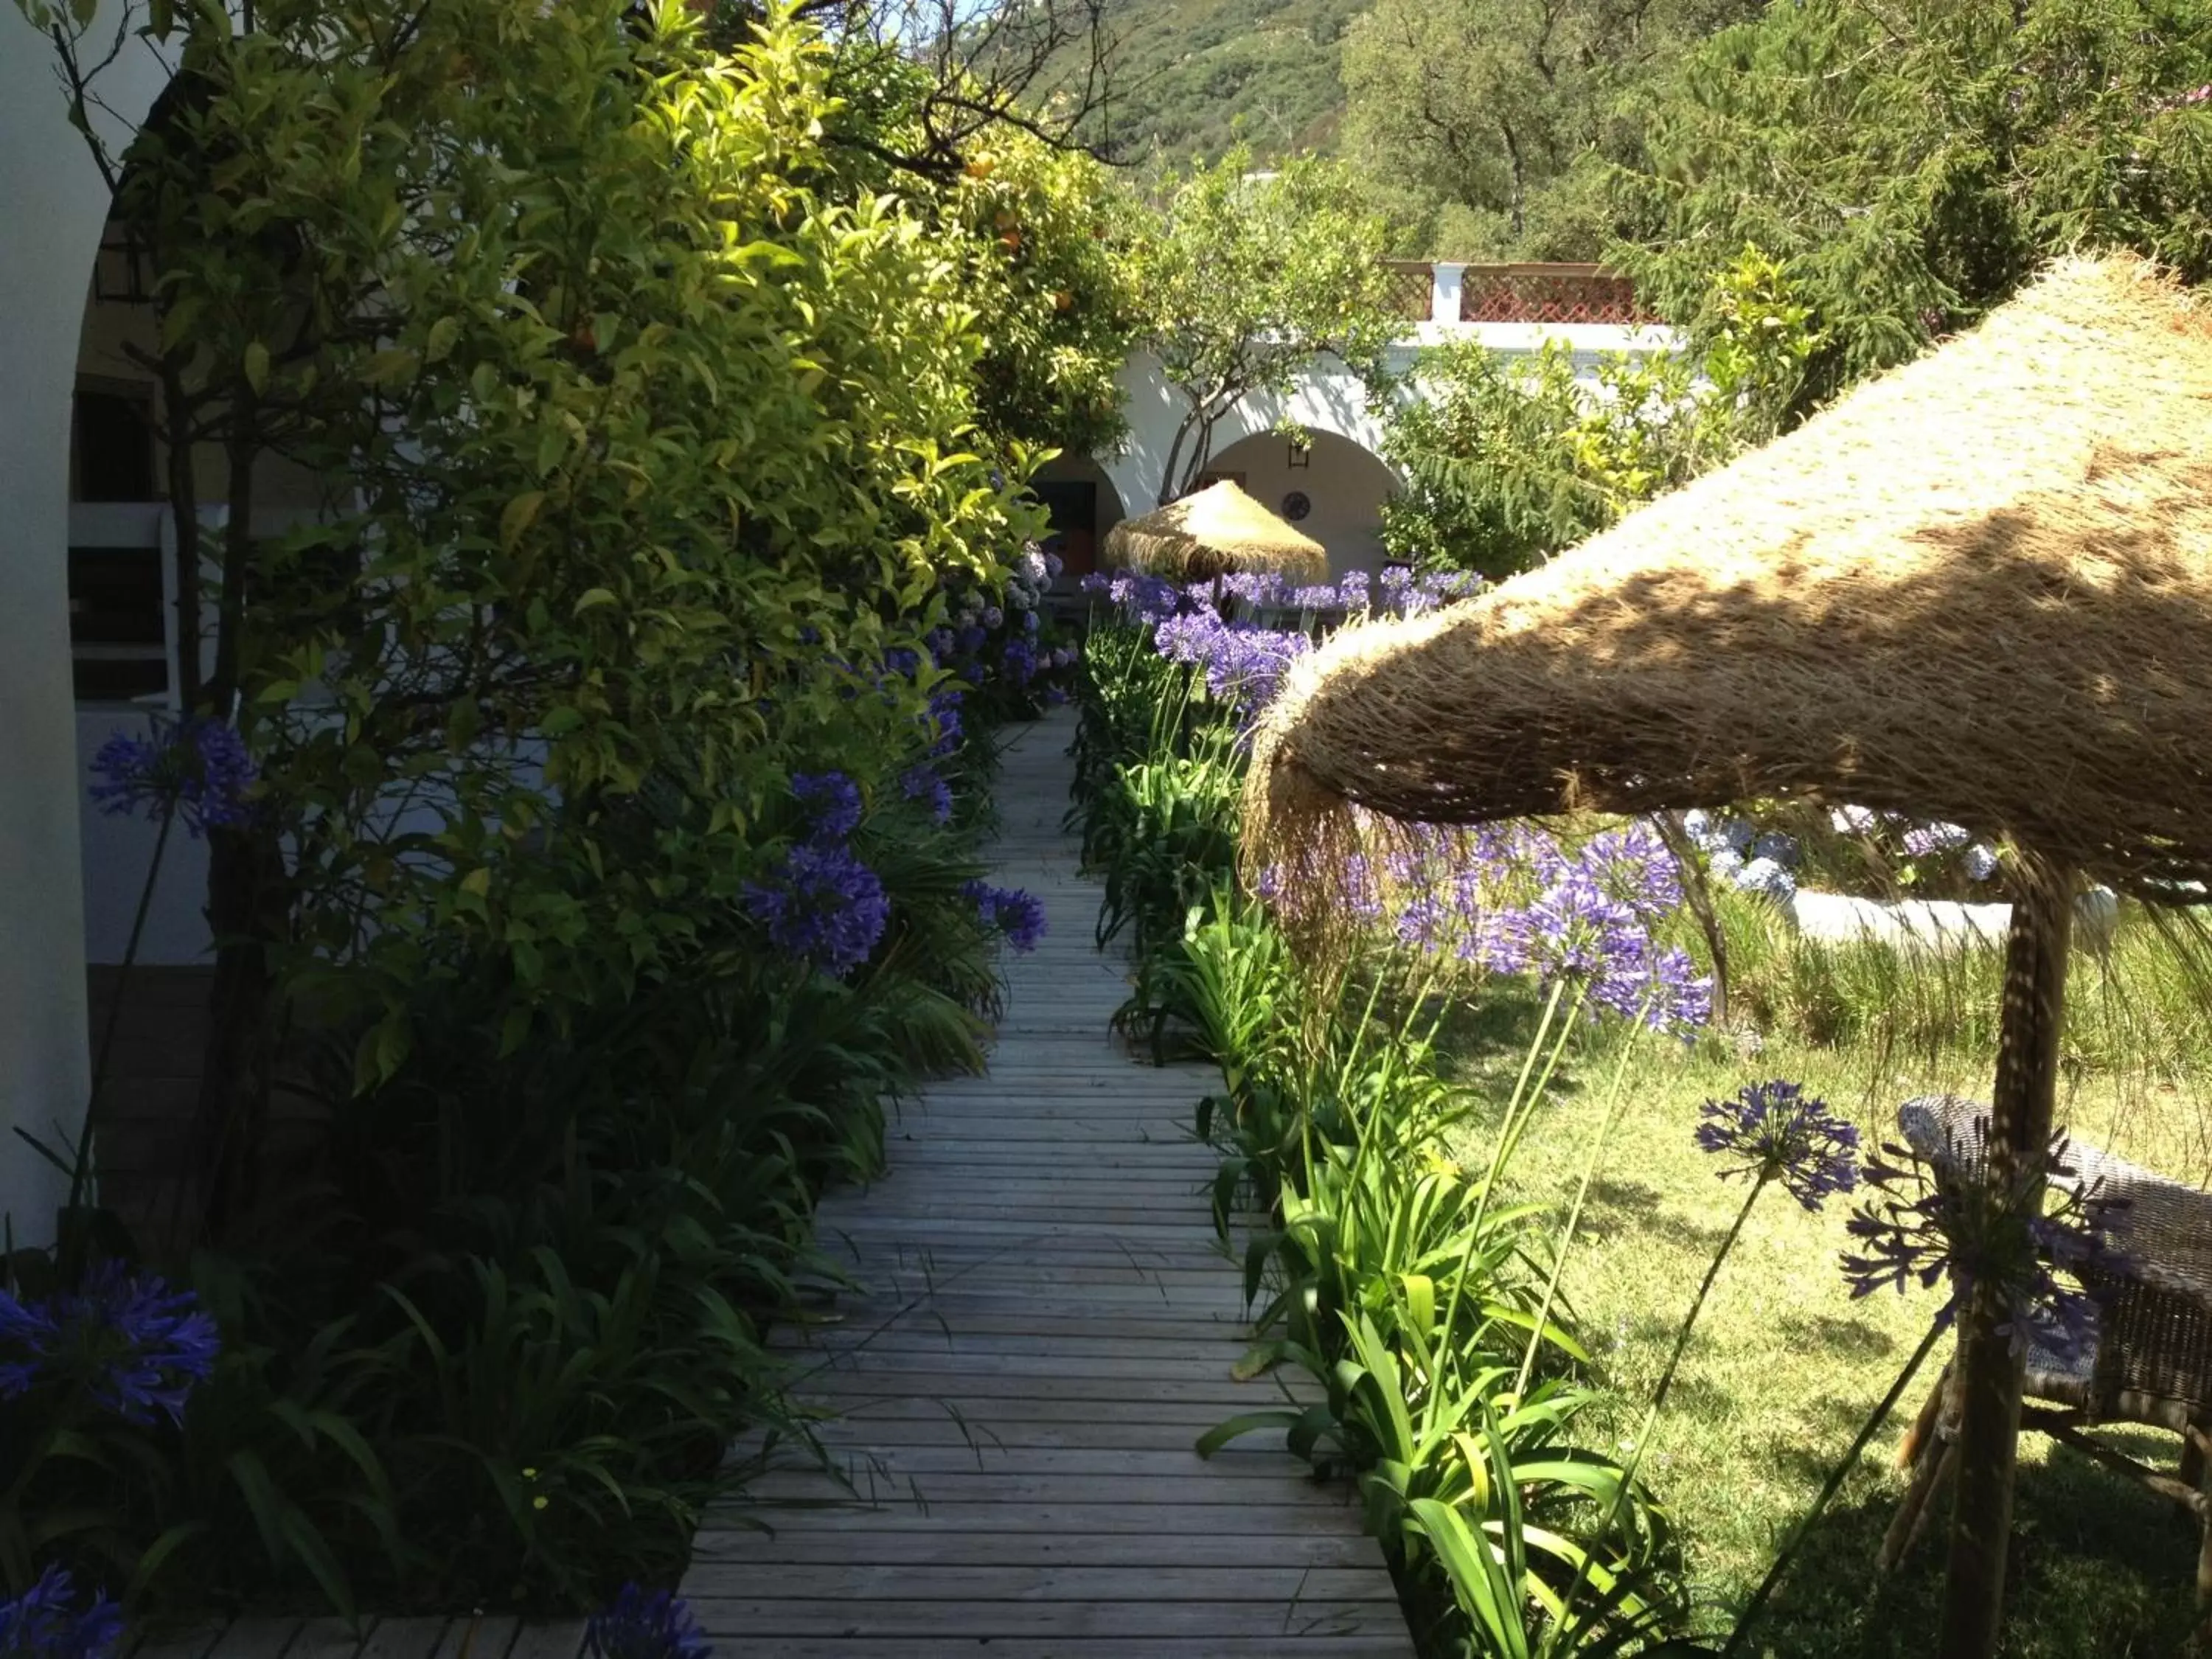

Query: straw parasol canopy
[1245,254,2212,912]
[1104,479,1329,583]
[1242,251,2212,1659]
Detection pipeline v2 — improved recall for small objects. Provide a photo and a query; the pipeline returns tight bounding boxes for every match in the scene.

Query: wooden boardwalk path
[159,711,1405,1659]
[684,710,1409,1656]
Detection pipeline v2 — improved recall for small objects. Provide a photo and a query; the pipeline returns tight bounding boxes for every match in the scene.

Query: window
[69,543,170,701]
[71,380,158,504]
[69,380,170,701]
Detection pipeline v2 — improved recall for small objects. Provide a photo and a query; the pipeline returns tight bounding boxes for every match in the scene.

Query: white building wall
[1100,319,1679,521]
[1204,428,1399,576]
[1,8,176,1242]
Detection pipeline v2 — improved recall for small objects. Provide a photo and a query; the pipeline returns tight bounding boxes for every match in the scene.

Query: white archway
[1,8,177,1244]
[1203,428,1399,577]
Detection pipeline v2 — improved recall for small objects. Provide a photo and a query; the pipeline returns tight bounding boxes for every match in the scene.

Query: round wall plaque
[1281,490,1312,522]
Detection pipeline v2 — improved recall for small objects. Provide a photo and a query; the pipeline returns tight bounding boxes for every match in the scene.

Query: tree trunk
[1938,852,2072,1659]
[1158,409,1200,508]
[190,821,286,1240]
[1654,810,1730,1031]
[159,352,204,712]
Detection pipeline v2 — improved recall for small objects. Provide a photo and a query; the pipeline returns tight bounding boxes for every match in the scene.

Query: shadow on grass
[1579,1183,1734,1256]
[1773,1312,1897,1363]
[1730,1434,2201,1658]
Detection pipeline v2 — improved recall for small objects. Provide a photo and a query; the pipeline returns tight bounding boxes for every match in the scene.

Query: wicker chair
[1880,1094,2212,1606]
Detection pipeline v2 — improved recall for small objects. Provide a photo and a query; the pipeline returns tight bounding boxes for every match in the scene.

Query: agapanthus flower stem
[1441,978,1578,1360]
[1470,976,1583,1242]
[1514,1023,1646,1402]
[1557,1172,1769,1643]
[88,799,177,1133]
[1721,1316,1947,1658]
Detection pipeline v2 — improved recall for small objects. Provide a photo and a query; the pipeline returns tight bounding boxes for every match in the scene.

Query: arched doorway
[1,8,178,1245]
[1200,428,1399,577]
[1026,452,1127,581]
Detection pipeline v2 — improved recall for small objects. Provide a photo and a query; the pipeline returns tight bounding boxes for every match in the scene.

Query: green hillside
[1071,0,1366,164]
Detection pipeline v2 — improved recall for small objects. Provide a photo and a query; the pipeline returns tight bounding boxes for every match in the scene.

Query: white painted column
[1430,262,1465,326]
[0,10,173,1243]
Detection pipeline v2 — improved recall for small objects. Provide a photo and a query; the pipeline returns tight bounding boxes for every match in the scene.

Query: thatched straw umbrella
[1245,255,2212,1656]
[1102,478,1329,584]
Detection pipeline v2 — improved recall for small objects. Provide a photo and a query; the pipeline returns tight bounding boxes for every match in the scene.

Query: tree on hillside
[1135,149,1400,504]
[1612,0,2212,409]
[1340,0,1757,258]
[705,0,1120,174]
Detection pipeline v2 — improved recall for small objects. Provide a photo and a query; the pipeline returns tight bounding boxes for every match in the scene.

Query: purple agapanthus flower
[1395,896,1450,950]
[1588,938,1714,1037]
[1902,821,1972,859]
[964,881,1048,953]
[1078,571,1111,597]
[900,765,955,827]
[0,1262,221,1427]
[928,690,964,758]
[1581,821,1683,922]
[1441,822,1711,1037]
[1109,573,1183,627]
[1150,597,1310,717]
[0,1565,126,1659]
[744,842,890,978]
[790,771,862,844]
[584,1583,712,1659]
[88,716,256,838]
[1840,1121,2129,1363]
[1696,1079,1860,1210]
[1403,569,1483,613]
[1220,571,1290,608]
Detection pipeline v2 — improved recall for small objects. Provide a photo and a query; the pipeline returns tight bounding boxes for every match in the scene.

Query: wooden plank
[135,1624,228,1659]
[757,1446,1324,1479]
[681,1565,1393,1599]
[792,1331,1259,1362]
[357,1619,447,1659]
[768,1419,1260,1453]
[737,1471,1357,1508]
[686,713,1408,1658]
[501,1624,585,1659]
[209,1621,302,1659]
[763,1401,1316,1439]
[689,1641,1413,1658]
[284,1619,370,1659]
[686,1530,1378,1568]
[687,1599,1405,1638]
[432,1618,518,1659]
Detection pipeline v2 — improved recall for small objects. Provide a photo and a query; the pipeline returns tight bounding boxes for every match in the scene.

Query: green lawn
[1440,923,2212,1656]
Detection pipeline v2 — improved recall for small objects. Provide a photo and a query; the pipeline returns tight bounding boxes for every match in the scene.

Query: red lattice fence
[1381,261,1436,321]
[1457,262,1652,325]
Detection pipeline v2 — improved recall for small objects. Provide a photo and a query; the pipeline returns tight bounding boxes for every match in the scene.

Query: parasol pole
[1939,850,2073,1658]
